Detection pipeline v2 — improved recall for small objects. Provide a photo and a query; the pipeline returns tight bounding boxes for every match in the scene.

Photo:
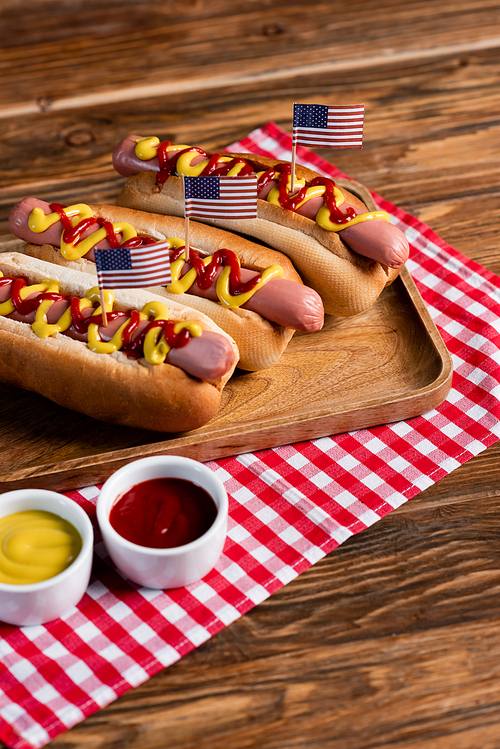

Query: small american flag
[94,242,172,289]
[184,175,258,220]
[292,103,365,148]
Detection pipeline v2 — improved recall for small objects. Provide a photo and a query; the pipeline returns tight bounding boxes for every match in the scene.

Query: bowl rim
[96,456,228,557]
[0,489,94,593]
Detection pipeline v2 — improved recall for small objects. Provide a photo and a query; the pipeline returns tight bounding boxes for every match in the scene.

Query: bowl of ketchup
[96,456,228,589]
[0,489,94,626]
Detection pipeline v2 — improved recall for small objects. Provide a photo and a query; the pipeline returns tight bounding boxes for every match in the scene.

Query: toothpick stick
[290,139,297,196]
[184,216,190,262]
[99,285,108,327]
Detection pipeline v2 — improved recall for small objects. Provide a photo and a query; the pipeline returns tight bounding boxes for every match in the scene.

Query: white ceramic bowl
[0,489,94,626]
[96,456,228,589]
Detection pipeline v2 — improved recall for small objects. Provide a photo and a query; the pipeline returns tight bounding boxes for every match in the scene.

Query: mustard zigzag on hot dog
[0,253,238,432]
[10,200,324,371]
[113,135,410,317]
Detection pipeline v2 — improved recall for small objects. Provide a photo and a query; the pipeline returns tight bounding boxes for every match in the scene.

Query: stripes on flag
[94,241,172,289]
[292,103,365,148]
[184,174,258,220]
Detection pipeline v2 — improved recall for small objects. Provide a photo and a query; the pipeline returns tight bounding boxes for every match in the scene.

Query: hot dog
[10,200,324,372]
[0,252,238,432]
[113,135,410,317]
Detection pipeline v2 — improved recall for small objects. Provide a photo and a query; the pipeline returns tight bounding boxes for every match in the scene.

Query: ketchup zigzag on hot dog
[113,135,410,317]
[9,200,324,372]
[0,252,238,432]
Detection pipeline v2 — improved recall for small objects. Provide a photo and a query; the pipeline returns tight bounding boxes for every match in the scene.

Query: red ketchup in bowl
[109,478,218,549]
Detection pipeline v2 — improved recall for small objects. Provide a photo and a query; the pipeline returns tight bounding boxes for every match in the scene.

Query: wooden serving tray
[0,180,453,492]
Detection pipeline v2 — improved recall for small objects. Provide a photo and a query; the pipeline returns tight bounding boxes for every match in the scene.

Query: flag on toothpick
[183,174,258,262]
[94,243,172,326]
[289,102,365,194]
[94,242,172,289]
[183,174,258,219]
[292,103,365,149]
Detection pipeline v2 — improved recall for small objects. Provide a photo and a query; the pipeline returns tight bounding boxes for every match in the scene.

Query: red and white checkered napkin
[2,123,500,749]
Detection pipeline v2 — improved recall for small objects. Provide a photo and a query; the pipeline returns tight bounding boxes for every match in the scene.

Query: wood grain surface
[1,0,500,747]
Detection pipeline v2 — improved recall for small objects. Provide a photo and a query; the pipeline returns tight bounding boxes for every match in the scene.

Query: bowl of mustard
[0,489,93,626]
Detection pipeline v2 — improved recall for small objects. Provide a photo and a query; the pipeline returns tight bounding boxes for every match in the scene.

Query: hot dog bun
[14,203,323,372]
[115,148,406,317]
[0,252,238,432]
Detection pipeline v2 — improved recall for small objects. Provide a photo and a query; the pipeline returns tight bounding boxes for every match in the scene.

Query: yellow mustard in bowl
[0,510,82,585]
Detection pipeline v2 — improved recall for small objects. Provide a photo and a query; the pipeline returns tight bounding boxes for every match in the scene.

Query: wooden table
[2,0,500,746]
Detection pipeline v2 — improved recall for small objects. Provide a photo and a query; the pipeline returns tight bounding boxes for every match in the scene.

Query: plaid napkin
[2,122,500,749]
